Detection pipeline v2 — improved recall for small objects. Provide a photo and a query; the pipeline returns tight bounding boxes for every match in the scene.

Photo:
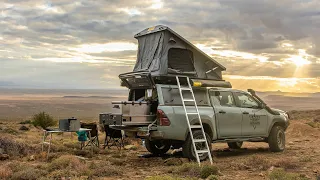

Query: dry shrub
[171,163,219,178]
[109,158,125,166]
[269,168,308,180]
[0,136,32,156]
[146,175,196,180]
[47,155,87,172]
[2,127,19,135]
[92,166,122,177]
[273,159,299,170]
[299,156,312,162]
[11,168,48,180]
[244,155,271,170]
[0,164,13,179]
[306,121,320,128]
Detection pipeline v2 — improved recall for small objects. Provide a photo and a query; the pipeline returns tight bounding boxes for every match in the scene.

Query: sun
[288,56,311,67]
[286,49,311,67]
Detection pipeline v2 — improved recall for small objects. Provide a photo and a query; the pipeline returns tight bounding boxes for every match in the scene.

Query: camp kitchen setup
[42,118,95,158]
[99,25,232,165]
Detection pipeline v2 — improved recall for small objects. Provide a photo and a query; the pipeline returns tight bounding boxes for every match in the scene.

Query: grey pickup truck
[100,84,290,160]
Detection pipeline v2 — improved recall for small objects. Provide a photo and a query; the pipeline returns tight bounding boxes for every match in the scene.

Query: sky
[0,0,320,92]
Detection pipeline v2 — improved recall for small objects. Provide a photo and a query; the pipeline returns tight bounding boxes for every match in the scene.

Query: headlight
[284,112,290,120]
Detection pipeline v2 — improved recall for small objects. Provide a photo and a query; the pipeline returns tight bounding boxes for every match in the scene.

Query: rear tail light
[157,109,170,126]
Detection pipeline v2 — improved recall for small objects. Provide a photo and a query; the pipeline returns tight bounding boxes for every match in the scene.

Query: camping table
[41,128,93,159]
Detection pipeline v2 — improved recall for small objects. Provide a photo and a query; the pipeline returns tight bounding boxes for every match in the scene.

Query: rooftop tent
[132,25,226,80]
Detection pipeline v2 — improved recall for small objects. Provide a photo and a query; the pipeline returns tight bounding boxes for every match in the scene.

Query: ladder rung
[190,125,202,129]
[193,139,206,143]
[187,112,198,115]
[43,142,50,144]
[196,150,210,154]
[180,87,191,91]
[183,99,194,102]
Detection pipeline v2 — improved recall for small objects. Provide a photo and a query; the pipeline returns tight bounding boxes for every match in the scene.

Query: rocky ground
[0,110,320,180]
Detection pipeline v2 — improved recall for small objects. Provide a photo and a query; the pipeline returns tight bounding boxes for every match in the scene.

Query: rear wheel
[268,126,285,152]
[145,139,171,155]
[227,142,243,149]
[182,130,212,161]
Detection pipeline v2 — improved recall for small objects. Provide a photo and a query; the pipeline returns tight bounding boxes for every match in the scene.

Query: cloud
[0,0,320,91]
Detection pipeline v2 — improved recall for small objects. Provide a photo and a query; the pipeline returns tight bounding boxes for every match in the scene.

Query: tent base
[119,71,232,89]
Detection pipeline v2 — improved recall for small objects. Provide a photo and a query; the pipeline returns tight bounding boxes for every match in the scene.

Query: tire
[145,139,171,155]
[227,142,243,149]
[268,126,285,152]
[182,130,212,161]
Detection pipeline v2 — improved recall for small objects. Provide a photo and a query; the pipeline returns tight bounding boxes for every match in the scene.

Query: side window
[210,91,235,107]
[235,92,259,108]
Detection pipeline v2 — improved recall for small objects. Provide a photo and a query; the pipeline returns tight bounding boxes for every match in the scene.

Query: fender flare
[183,118,215,140]
[268,118,288,136]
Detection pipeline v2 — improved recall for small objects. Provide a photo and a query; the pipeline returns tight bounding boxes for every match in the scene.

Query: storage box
[59,118,80,131]
[111,101,151,115]
[99,113,122,125]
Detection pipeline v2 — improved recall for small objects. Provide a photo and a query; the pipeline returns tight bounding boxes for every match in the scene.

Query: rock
[289,141,294,145]
[0,154,9,161]
[19,125,29,131]
[268,166,275,172]
[259,173,264,177]
[28,155,35,161]
[124,145,137,150]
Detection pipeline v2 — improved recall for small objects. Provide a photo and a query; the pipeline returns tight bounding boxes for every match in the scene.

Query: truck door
[209,90,242,138]
[233,92,268,136]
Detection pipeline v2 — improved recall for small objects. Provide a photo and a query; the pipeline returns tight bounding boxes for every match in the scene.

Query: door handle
[219,110,226,114]
[243,112,249,114]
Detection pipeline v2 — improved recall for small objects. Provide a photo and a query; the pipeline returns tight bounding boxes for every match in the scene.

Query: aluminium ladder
[176,76,213,166]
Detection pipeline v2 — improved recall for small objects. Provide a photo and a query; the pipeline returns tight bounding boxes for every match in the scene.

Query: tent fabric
[131,25,226,80]
[133,32,164,72]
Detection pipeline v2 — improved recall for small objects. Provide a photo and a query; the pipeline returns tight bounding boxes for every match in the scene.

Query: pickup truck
[101,84,290,161]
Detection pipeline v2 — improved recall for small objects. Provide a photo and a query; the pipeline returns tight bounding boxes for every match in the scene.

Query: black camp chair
[103,125,124,150]
[80,123,99,149]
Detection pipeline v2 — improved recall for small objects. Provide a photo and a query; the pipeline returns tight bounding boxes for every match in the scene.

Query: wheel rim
[277,130,285,149]
[236,142,243,148]
[154,140,166,150]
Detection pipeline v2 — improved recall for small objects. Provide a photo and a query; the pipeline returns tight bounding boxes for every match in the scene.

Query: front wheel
[182,130,212,161]
[145,139,171,155]
[268,126,285,152]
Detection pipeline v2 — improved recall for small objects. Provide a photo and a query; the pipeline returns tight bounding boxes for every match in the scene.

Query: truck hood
[270,108,286,114]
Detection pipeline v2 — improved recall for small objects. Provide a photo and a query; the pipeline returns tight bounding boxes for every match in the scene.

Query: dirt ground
[0,110,319,180]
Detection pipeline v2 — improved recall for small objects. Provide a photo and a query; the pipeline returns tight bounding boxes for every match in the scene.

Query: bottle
[142,139,145,147]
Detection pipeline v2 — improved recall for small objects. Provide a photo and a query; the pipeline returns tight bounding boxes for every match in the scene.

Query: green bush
[32,112,56,129]
[200,165,219,179]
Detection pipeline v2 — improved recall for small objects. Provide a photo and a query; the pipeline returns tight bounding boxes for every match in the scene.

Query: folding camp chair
[103,125,124,150]
[80,123,99,149]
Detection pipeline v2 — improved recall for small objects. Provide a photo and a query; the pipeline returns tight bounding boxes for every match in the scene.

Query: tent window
[168,48,195,72]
